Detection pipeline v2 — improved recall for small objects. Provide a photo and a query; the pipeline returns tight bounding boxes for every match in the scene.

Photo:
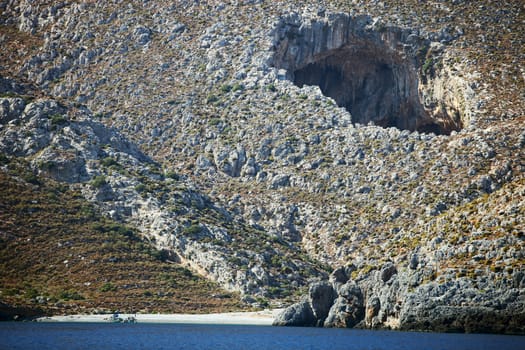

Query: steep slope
[0,92,325,313]
[0,159,246,318]
[1,0,524,332]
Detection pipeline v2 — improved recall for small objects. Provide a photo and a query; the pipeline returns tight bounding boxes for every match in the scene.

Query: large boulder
[34,147,88,183]
[272,300,316,327]
[329,265,355,290]
[309,281,336,326]
[324,281,364,327]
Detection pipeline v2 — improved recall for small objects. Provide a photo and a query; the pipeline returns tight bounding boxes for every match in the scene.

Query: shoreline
[35,309,281,326]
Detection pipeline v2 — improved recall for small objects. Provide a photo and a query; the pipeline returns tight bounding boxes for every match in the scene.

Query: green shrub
[23,172,40,185]
[232,83,244,92]
[90,175,107,188]
[0,154,10,165]
[183,224,201,235]
[220,84,232,93]
[0,92,18,98]
[58,289,84,300]
[50,114,68,126]
[99,282,117,292]
[255,297,269,308]
[422,58,433,75]
[267,286,282,297]
[209,117,222,126]
[100,157,119,167]
[24,287,39,299]
[92,223,135,238]
[79,205,97,219]
[135,183,146,192]
[165,171,179,180]
[267,83,276,92]
[3,288,19,296]
[206,94,219,104]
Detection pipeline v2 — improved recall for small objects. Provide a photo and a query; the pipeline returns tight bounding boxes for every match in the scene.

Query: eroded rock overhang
[271,12,471,135]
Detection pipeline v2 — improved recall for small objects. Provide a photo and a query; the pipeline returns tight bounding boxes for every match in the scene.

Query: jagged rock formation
[275,264,525,334]
[1,0,524,333]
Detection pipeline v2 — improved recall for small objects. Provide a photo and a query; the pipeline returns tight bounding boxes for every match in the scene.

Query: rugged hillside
[1,0,524,332]
[0,159,246,318]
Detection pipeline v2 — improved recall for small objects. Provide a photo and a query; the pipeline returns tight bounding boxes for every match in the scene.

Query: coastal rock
[272,300,316,327]
[324,281,364,328]
[279,266,525,334]
[308,281,336,326]
[399,282,525,334]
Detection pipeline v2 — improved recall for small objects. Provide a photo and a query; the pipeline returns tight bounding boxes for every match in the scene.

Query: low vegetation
[0,159,246,317]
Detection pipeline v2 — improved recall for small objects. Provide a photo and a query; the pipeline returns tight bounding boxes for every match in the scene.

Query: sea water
[0,323,524,350]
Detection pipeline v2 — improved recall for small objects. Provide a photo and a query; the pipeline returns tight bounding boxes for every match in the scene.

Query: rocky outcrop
[273,300,316,327]
[309,281,336,326]
[274,264,525,334]
[399,282,525,334]
[324,281,364,328]
[0,98,25,124]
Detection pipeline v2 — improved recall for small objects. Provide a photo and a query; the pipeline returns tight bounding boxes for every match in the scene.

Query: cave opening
[272,14,465,135]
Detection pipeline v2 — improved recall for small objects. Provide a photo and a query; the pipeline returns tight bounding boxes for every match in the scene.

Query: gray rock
[329,266,350,285]
[0,98,25,124]
[380,262,397,283]
[398,280,525,334]
[196,154,213,170]
[324,281,364,328]
[23,99,66,122]
[35,147,88,183]
[309,281,336,325]
[271,174,290,189]
[272,300,316,327]
[409,254,419,270]
[133,25,151,45]
[365,296,381,324]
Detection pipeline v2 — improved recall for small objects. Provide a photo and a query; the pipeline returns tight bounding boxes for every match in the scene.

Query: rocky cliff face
[275,256,525,333]
[271,12,469,134]
[1,0,524,333]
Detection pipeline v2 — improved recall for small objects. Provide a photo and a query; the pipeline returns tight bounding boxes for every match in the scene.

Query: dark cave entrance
[291,48,461,135]
[272,14,465,135]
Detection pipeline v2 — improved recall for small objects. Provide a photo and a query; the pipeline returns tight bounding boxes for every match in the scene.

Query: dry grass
[0,159,247,317]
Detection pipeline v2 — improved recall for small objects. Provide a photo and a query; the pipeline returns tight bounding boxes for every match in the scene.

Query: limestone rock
[308,281,336,326]
[0,98,25,124]
[271,12,467,135]
[399,282,525,334]
[380,262,397,283]
[324,282,365,328]
[272,300,316,327]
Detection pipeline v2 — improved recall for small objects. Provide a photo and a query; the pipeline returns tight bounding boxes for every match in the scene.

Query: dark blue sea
[0,323,524,350]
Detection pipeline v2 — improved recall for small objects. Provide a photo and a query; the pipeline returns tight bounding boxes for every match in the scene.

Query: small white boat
[106,313,137,323]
